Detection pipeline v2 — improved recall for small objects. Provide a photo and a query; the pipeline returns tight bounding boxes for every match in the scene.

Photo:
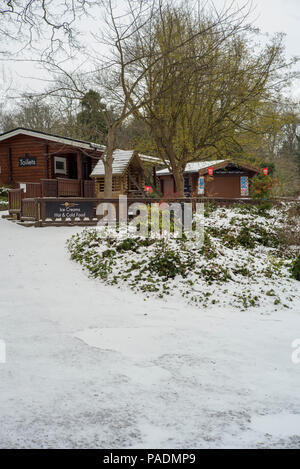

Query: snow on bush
[67,202,300,310]
[0,186,8,199]
[0,186,9,210]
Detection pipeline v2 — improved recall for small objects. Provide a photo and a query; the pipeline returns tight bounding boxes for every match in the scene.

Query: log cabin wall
[0,134,47,186]
[94,175,124,198]
[0,143,10,185]
[204,170,254,198]
[0,134,97,187]
[94,159,146,198]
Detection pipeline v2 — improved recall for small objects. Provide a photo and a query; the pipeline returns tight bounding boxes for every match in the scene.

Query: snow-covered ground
[0,214,300,448]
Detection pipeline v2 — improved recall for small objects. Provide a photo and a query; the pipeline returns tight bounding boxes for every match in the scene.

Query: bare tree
[123,3,298,195]
[4,0,296,198]
[37,0,256,197]
[0,0,97,57]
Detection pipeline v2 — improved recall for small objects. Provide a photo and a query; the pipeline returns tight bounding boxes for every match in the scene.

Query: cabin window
[54,156,67,175]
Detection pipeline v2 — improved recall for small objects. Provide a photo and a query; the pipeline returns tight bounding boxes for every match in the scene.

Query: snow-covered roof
[91,150,161,177]
[0,127,106,152]
[157,160,226,175]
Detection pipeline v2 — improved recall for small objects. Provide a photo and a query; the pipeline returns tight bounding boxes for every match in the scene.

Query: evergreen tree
[76,90,107,144]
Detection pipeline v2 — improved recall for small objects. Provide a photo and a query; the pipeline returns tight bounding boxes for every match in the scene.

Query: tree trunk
[103,128,115,199]
[103,154,113,198]
[172,168,185,197]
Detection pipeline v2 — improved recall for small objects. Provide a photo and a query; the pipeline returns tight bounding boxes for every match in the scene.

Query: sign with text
[19,157,37,167]
[45,201,94,219]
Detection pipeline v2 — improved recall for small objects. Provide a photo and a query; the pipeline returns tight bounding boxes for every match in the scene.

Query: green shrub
[256,201,274,216]
[250,175,278,199]
[0,186,8,199]
[66,203,300,309]
[147,247,195,279]
[291,256,300,281]
[236,225,256,249]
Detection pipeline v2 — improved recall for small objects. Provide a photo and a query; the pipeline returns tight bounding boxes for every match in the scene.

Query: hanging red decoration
[262,167,269,176]
[208,167,214,176]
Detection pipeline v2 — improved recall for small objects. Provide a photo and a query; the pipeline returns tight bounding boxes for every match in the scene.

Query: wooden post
[8,148,13,185]
[81,153,85,197]
[77,151,83,197]
[153,166,157,188]
[44,144,49,178]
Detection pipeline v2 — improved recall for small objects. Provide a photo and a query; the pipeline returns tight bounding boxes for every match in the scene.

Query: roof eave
[0,127,105,152]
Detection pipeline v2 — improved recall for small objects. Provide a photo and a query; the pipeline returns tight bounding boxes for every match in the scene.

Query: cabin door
[68,156,78,179]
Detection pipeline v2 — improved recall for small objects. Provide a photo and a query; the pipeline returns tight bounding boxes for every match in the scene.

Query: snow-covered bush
[67,202,300,310]
[0,187,9,210]
[291,256,300,281]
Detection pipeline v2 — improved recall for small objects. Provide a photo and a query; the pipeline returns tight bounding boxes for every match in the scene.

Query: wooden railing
[10,194,299,226]
[8,188,24,216]
[57,178,81,197]
[41,179,58,197]
[21,199,37,220]
[84,180,95,198]
[25,183,42,198]
[27,196,289,227]
[40,178,85,197]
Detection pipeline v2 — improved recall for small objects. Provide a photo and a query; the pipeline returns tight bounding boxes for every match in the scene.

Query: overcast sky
[1,0,300,107]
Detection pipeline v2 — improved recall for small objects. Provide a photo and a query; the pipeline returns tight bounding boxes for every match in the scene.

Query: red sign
[262,167,269,176]
[208,167,214,176]
[144,186,153,193]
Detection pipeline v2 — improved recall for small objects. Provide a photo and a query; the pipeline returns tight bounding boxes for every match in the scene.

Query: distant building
[157,160,259,198]
[91,150,161,197]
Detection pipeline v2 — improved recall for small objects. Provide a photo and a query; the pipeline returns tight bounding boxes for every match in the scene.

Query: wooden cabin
[157,160,259,198]
[0,128,160,198]
[0,128,103,196]
[91,149,161,198]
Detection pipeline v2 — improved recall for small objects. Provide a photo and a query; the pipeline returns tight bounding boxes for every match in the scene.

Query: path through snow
[0,216,300,448]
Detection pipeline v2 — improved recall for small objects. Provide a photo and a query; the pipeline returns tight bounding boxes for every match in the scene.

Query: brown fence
[8,188,24,216]
[84,180,95,198]
[21,198,38,220]
[39,179,95,197]
[41,179,58,197]
[8,194,299,226]
[57,178,81,197]
[25,183,42,198]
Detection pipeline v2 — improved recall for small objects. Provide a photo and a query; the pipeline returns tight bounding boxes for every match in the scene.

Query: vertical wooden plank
[8,148,13,185]
[153,166,157,188]
[77,151,83,180]
[44,144,49,178]
[76,151,83,196]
